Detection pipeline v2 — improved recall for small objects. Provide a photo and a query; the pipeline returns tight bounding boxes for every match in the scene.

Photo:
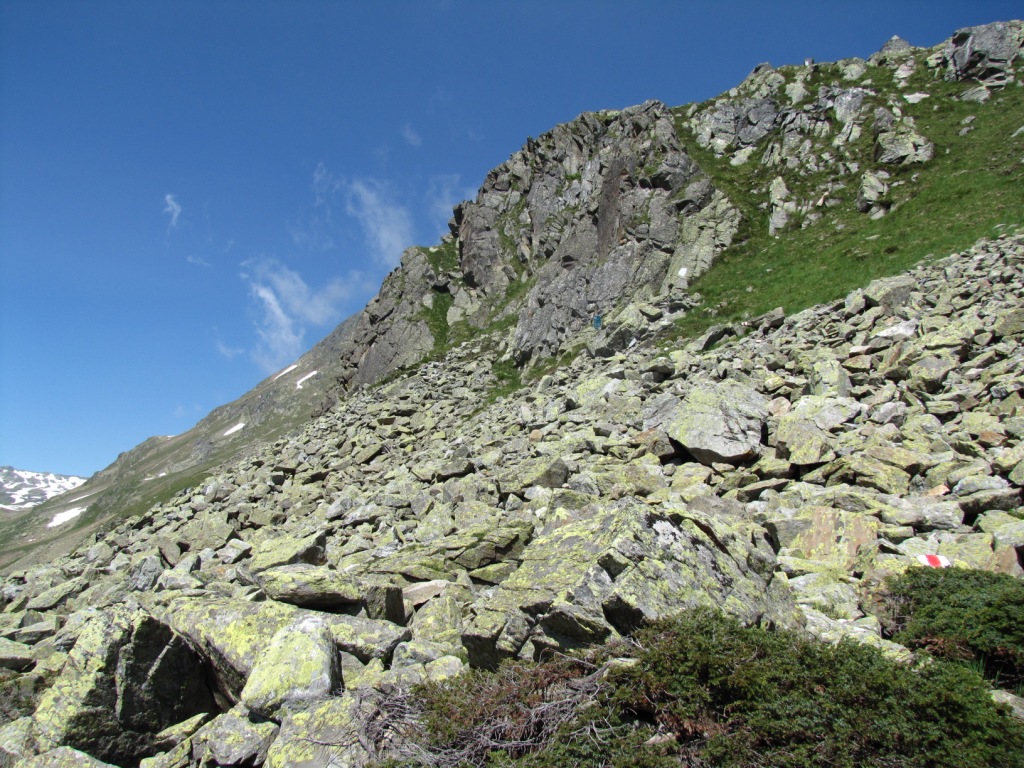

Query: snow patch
[274,364,299,381]
[1,467,88,512]
[223,422,245,436]
[295,371,319,390]
[47,507,85,528]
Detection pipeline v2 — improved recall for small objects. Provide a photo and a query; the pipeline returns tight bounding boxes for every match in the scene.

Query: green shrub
[614,609,1024,768]
[881,566,1024,690]
[382,608,1024,768]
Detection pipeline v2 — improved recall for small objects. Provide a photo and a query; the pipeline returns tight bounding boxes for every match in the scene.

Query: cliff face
[324,99,736,390]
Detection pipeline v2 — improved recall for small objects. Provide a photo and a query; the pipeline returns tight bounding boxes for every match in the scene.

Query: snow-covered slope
[0,466,87,512]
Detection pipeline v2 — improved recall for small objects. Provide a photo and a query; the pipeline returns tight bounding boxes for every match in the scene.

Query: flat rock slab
[256,564,363,608]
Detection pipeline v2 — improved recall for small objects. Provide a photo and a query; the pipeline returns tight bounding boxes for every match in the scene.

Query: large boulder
[16,747,120,767]
[943,21,1024,83]
[30,606,215,766]
[262,692,392,768]
[240,615,343,716]
[462,497,797,669]
[647,379,768,465]
[156,595,408,700]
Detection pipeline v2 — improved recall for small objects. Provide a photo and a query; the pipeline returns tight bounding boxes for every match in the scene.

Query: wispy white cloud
[163,194,182,229]
[344,178,414,268]
[241,257,366,372]
[402,123,422,147]
[312,162,342,208]
[186,254,211,267]
[289,162,341,252]
[214,334,244,360]
[426,174,476,236]
[291,164,415,267]
[249,282,303,373]
[288,217,335,252]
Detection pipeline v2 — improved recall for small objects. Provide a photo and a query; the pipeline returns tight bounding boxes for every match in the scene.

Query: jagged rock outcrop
[325,99,740,380]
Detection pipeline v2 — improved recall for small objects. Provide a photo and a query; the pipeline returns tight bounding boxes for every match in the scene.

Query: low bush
[380,608,1024,768]
[880,566,1024,690]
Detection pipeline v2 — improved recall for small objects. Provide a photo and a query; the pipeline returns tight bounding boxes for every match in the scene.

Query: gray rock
[864,275,917,314]
[241,614,342,716]
[0,636,34,671]
[16,747,120,767]
[31,606,215,766]
[658,379,768,466]
[943,21,1024,83]
[189,710,278,767]
[857,171,889,214]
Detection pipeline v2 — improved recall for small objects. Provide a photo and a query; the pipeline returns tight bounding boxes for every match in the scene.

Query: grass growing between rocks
[378,608,1024,768]
[487,359,523,403]
[665,66,1024,343]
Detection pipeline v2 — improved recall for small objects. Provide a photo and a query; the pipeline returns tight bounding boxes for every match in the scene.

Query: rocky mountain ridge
[10,19,1022,575]
[0,20,1023,766]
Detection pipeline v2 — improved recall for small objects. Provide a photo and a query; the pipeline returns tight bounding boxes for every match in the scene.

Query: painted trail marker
[917,554,951,568]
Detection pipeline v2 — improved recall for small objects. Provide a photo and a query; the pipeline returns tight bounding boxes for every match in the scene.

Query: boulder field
[2,232,1023,766]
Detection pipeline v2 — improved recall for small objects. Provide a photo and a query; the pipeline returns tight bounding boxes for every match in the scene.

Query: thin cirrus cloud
[240,257,363,373]
[290,163,414,267]
[163,194,182,229]
[401,123,422,147]
[343,177,414,268]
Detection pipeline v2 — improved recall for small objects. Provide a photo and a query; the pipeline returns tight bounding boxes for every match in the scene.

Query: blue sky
[1,1,1019,477]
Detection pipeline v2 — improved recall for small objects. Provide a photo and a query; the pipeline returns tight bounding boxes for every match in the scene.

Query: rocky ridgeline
[13,21,1021,572]
[0,231,1022,766]
[327,20,1024,387]
[683,20,1022,229]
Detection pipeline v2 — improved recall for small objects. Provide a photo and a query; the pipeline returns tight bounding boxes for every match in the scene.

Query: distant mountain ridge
[0,466,86,513]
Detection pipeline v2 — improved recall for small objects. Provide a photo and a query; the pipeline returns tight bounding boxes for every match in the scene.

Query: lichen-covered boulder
[766,505,881,572]
[462,497,797,669]
[648,379,768,466]
[263,693,387,768]
[0,636,35,671]
[30,605,215,766]
[156,595,408,701]
[241,615,342,716]
[256,565,363,608]
[185,708,278,767]
[15,746,120,767]
[249,531,327,572]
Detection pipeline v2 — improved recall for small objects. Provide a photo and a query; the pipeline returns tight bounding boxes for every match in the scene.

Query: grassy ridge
[667,62,1024,341]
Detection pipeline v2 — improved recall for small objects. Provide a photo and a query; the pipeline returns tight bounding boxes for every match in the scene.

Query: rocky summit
[2,20,1024,768]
